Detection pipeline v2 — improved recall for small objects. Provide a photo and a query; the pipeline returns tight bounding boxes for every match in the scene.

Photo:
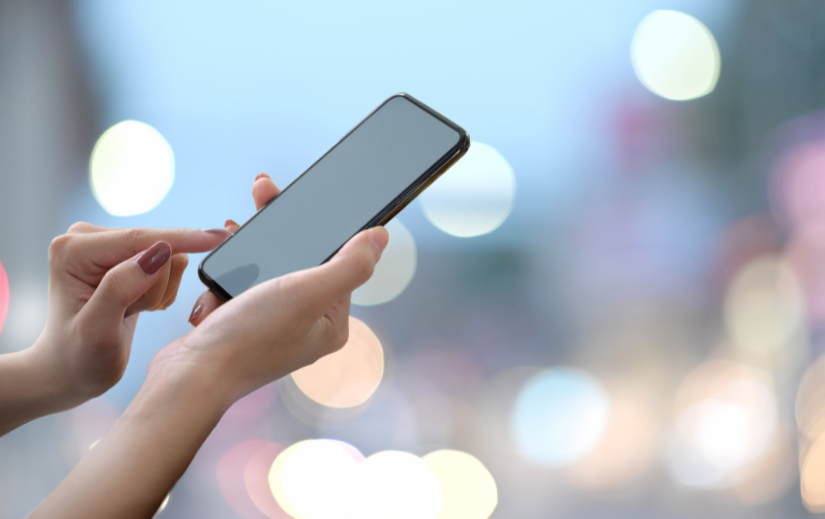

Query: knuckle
[67,221,91,234]
[100,268,131,306]
[48,234,72,266]
[124,227,146,242]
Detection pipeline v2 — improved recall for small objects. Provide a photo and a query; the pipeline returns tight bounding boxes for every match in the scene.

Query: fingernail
[188,302,204,323]
[203,228,232,237]
[255,172,270,181]
[137,241,172,275]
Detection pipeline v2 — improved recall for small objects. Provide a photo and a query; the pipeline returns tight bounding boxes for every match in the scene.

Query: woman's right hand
[147,173,390,407]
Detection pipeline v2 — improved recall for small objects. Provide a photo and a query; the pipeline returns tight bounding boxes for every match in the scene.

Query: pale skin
[0,173,389,518]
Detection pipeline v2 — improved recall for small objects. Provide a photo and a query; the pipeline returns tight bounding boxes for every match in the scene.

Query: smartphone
[198,93,470,300]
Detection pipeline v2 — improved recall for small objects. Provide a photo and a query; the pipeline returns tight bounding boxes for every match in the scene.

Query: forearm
[30,351,231,519]
[0,339,74,436]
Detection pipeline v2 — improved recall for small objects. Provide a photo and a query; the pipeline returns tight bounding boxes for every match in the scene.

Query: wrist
[139,338,237,421]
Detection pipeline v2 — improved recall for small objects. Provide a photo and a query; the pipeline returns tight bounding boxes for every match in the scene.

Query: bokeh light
[724,255,805,355]
[423,450,497,519]
[291,317,384,408]
[0,259,7,335]
[569,387,659,489]
[89,120,174,216]
[269,440,312,519]
[797,354,825,442]
[244,442,288,518]
[279,440,364,519]
[666,361,777,487]
[511,368,610,466]
[354,450,443,519]
[218,439,280,519]
[420,142,515,238]
[772,142,825,228]
[631,10,721,101]
[802,434,825,512]
[352,219,416,306]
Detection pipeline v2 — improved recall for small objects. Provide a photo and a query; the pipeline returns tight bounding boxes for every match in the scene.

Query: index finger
[64,227,231,268]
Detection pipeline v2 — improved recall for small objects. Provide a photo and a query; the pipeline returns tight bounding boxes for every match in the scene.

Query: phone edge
[198,92,470,302]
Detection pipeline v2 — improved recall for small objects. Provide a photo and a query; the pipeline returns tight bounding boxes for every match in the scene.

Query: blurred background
[3,0,825,517]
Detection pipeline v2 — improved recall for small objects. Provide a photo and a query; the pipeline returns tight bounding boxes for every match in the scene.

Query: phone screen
[200,95,466,299]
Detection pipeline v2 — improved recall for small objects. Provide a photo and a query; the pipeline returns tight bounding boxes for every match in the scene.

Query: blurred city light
[291,317,384,408]
[278,440,363,519]
[354,450,443,519]
[631,10,721,101]
[89,120,175,216]
[0,259,7,335]
[772,142,825,228]
[423,450,497,519]
[666,362,777,487]
[352,219,416,306]
[419,142,515,238]
[511,368,610,466]
[217,440,280,519]
[786,224,825,324]
[724,255,805,355]
[269,440,312,519]
[569,387,659,489]
[802,434,825,512]
[797,354,825,442]
[244,442,288,518]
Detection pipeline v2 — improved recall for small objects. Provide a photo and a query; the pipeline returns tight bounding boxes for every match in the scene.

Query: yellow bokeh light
[352,219,416,306]
[354,450,443,519]
[269,440,311,519]
[803,435,825,512]
[420,142,515,238]
[724,255,805,354]
[89,120,175,216]
[631,10,721,101]
[291,317,384,408]
[423,450,497,519]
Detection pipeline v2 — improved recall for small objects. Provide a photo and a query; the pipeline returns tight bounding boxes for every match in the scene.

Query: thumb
[288,227,389,316]
[80,241,173,325]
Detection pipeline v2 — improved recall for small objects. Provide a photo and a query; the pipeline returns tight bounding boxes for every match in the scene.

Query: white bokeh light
[279,440,363,519]
[631,10,721,101]
[352,219,416,306]
[353,451,443,519]
[420,142,515,238]
[90,120,175,216]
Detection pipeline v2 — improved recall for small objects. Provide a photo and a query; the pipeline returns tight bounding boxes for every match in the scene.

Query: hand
[150,173,390,405]
[33,224,231,404]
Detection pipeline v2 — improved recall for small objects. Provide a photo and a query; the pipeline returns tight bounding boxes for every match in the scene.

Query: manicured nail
[137,241,172,275]
[255,172,270,181]
[203,228,232,237]
[188,302,204,323]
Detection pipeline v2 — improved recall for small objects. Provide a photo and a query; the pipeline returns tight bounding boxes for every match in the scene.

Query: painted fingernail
[188,302,204,323]
[255,172,270,181]
[137,241,172,275]
[203,228,232,237]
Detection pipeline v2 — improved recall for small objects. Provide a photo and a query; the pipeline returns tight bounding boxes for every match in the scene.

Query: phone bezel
[198,92,470,301]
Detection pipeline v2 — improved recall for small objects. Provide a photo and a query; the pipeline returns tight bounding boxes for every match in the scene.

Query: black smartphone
[198,93,470,300]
